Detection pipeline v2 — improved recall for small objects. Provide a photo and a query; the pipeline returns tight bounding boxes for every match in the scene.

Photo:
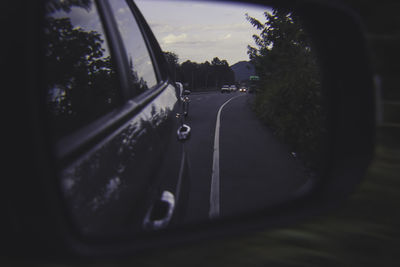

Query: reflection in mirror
[44,0,121,139]
[48,0,326,237]
[136,0,325,221]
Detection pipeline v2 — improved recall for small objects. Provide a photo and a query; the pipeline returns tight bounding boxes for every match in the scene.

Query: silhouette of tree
[45,0,92,13]
[163,51,179,81]
[44,15,119,137]
[247,9,325,171]
[162,51,235,91]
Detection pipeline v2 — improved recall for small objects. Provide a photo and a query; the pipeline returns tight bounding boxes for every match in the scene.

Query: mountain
[230,61,255,82]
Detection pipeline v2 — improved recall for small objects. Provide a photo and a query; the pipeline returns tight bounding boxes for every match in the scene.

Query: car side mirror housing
[2,0,374,259]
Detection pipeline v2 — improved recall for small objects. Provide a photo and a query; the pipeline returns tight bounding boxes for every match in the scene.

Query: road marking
[209,94,243,219]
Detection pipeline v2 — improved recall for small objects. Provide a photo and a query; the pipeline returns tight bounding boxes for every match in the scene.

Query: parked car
[221,84,230,93]
[41,0,191,235]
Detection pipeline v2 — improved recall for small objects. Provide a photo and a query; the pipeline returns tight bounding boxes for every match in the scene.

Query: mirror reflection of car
[42,0,192,235]
[221,84,230,93]
[4,0,375,260]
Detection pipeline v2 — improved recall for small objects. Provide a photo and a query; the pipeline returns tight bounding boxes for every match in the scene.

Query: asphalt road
[183,91,309,224]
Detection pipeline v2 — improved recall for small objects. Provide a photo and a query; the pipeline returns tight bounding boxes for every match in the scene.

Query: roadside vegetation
[246,9,325,172]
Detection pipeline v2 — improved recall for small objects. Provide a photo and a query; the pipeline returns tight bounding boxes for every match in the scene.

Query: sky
[135,0,271,66]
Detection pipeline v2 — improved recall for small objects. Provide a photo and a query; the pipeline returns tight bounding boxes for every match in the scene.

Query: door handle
[143,191,175,230]
[177,124,191,141]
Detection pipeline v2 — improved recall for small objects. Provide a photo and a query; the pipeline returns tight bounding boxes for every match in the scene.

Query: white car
[230,85,237,91]
[221,85,230,93]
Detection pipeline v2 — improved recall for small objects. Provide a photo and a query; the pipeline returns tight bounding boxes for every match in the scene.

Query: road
[183,91,309,224]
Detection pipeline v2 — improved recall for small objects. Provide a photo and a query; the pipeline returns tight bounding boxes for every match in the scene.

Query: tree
[44,16,118,137]
[246,9,325,171]
[211,57,235,88]
[163,51,179,81]
[45,0,92,13]
[180,60,198,90]
[162,52,235,91]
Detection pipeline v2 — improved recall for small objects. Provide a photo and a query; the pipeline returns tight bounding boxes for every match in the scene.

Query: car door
[44,0,187,236]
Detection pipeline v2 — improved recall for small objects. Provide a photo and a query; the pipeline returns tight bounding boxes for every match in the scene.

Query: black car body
[43,0,190,235]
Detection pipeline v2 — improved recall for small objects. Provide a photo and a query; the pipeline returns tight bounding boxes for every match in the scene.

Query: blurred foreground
[127,125,400,267]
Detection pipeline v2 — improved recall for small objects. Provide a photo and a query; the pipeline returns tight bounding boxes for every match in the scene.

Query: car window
[108,0,158,96]
[44,0,121,139]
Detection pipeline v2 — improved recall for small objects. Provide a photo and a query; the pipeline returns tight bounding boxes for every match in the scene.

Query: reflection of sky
[135,0,270,65]
[108,1,157,88]
[51,4,110,57]
[52,1,157,88]
[116,7,155,83]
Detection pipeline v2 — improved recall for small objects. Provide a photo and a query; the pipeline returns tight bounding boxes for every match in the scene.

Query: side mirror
[3,0,374,260]
[176,82,190,97]
[175,81,184,96]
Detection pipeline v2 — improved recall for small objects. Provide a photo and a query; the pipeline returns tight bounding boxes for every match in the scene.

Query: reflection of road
[184,91,308,223]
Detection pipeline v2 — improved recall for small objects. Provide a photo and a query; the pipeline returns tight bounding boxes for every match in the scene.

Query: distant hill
[230,61,255,82]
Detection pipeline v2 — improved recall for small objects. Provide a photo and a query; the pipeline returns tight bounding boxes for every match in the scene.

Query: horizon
[135,0,271,66]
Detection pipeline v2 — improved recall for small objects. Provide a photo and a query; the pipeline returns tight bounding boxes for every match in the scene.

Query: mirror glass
[136,0,326,222]
[45,0,326,236]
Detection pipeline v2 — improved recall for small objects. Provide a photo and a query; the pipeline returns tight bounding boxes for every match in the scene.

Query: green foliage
[246,9,325,170]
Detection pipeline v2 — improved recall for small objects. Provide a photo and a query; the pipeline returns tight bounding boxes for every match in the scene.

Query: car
[221,84,230,93]
[2,0,381,262]
[38,0,191,235]
[230,85,237,91]
[239,87,247,92]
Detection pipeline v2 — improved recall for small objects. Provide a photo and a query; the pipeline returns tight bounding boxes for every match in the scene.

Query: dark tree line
[44,15,120,138]
[44,0,147,138]
[247,9,326,172]
[163,52,235,91]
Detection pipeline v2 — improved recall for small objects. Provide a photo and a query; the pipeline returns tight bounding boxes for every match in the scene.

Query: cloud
[201,23,249,31]
[162,33,188,44]
[117,7,128,14]
[222,33,232,40]
[149,22,175,33]
[152,22,249,34]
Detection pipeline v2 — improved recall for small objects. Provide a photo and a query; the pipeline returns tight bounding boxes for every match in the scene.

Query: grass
[383,102,400,124]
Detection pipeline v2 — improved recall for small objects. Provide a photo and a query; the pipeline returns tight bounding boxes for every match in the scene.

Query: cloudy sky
[135,0,271,66]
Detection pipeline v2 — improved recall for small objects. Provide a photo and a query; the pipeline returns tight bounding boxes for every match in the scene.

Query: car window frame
[54,0,172,167]
[104,0,162,99]
[120,0,173,103]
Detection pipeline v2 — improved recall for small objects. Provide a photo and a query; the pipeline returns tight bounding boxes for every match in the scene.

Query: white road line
[209,95,243,219]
